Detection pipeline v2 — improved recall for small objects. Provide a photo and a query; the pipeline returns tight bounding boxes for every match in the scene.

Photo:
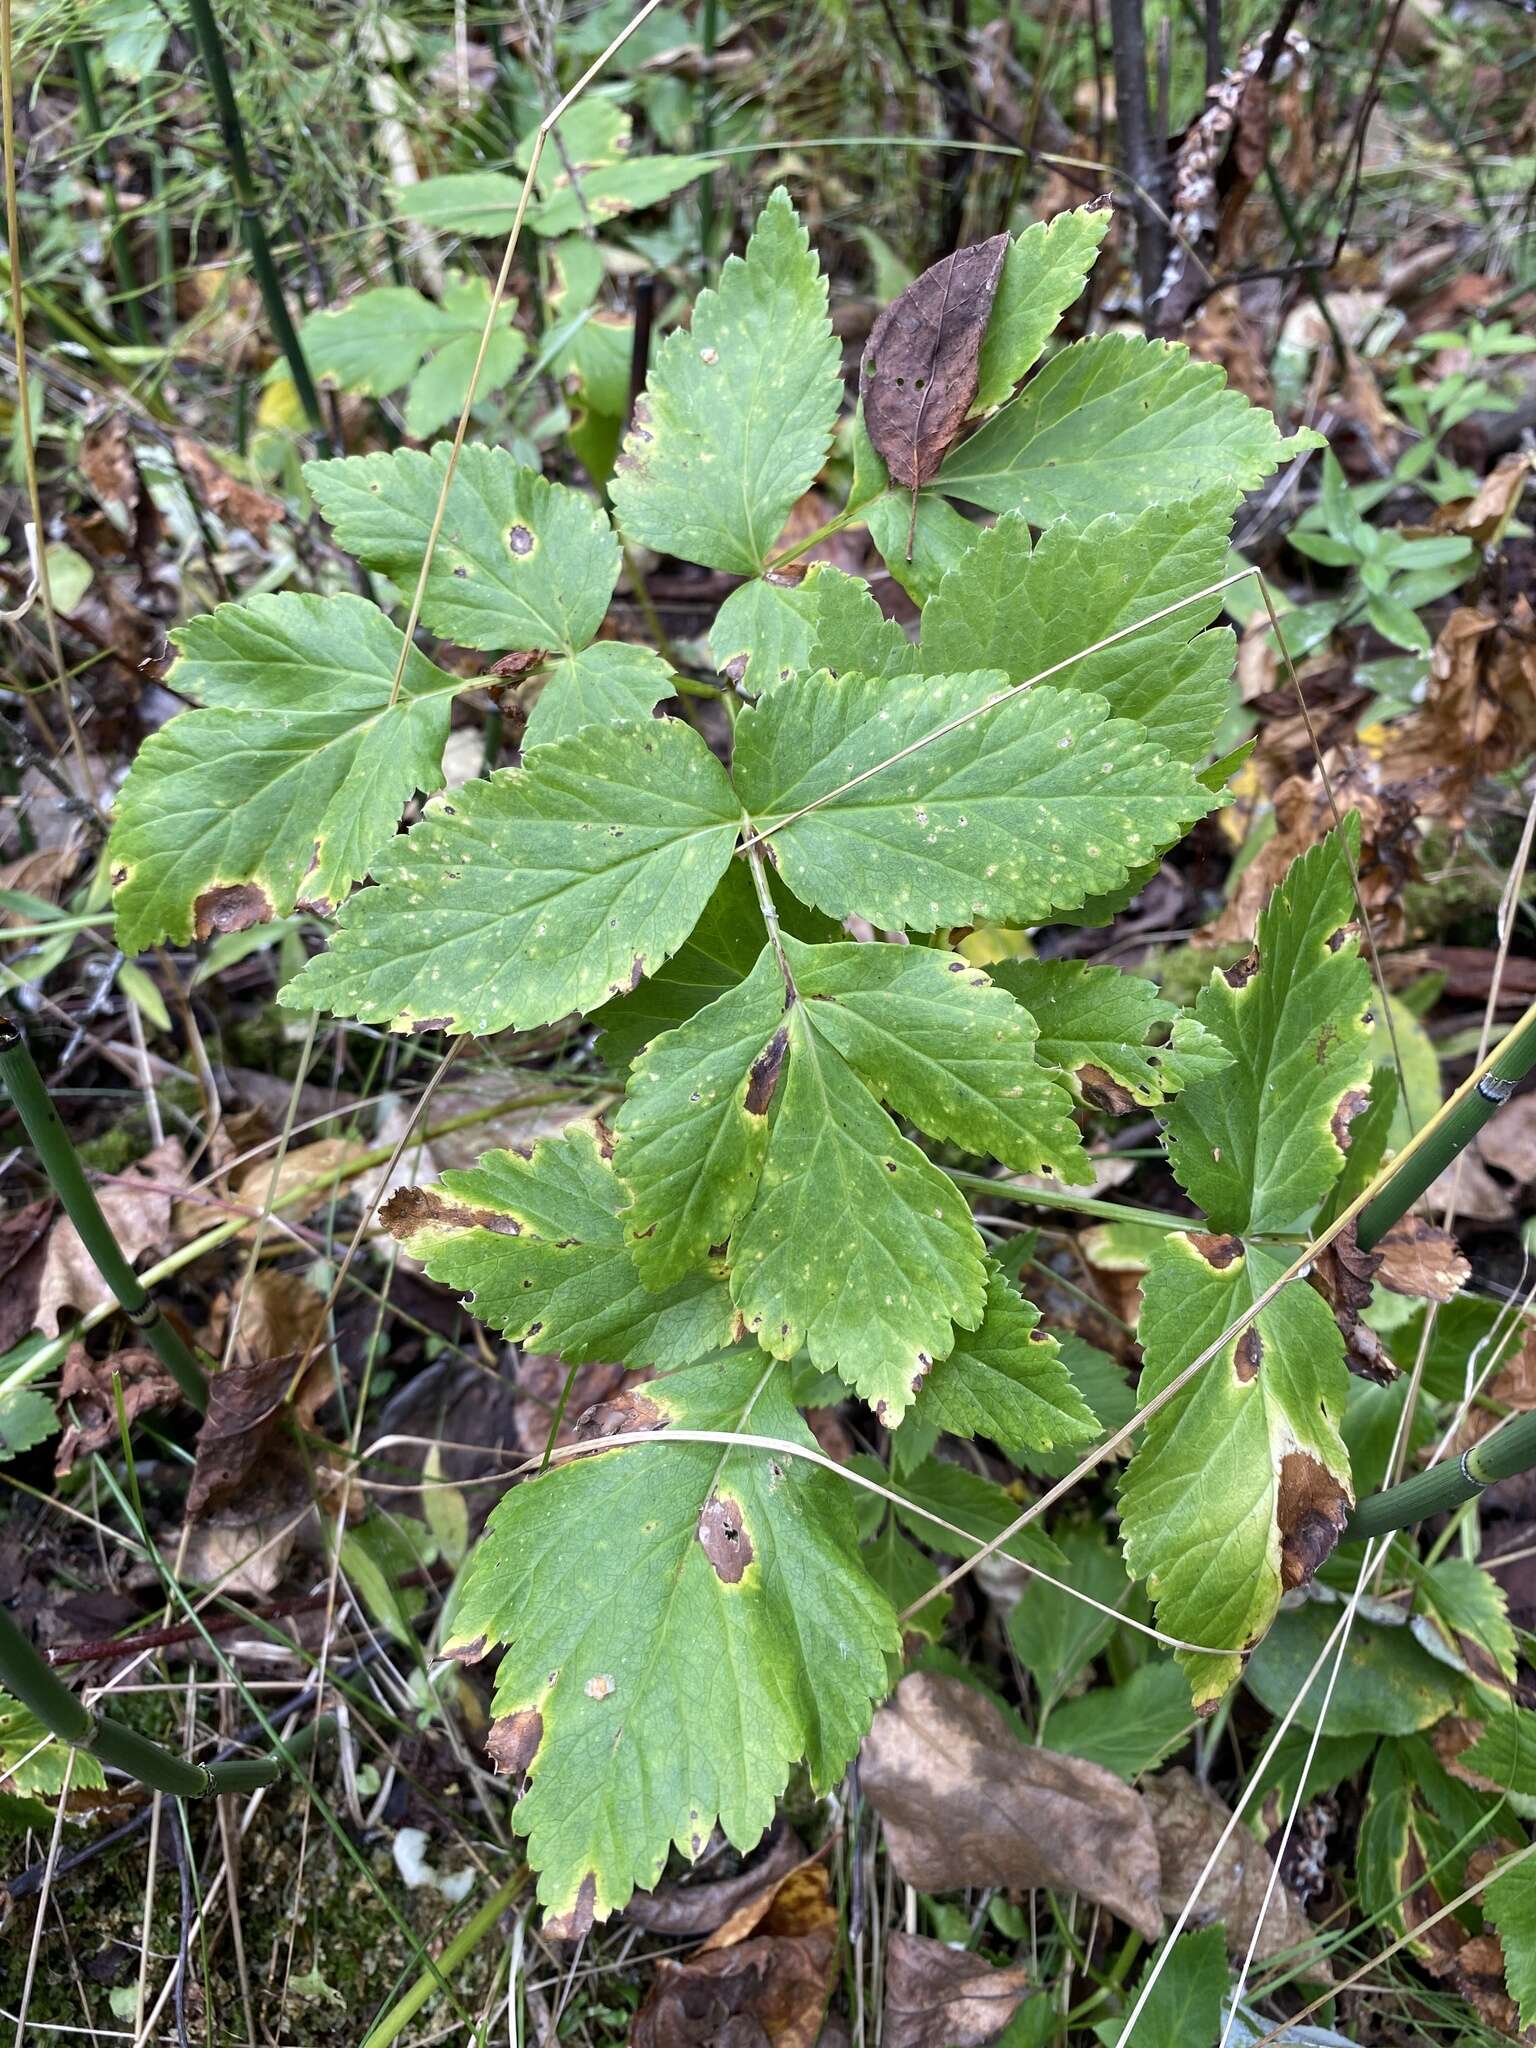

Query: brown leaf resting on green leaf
[859,1671,1163,1939]
[882,1933,1033,2048]
[860,233,1009,554]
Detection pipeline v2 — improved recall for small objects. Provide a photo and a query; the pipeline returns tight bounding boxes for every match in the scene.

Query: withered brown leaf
[860,233,1009,554]
[1143,1767,1330,1975]
[882,1933,1032,2048]
[631,1862,838,2048]
[859,1672,1163,1939]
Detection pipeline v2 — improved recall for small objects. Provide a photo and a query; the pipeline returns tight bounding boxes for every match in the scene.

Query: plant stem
[1356,1005,1536,1251]
[180,0,331,452]
[1106,0,1165,309]
[0,1603,278,1796]
[697,0,718,273]
[947,1166,1196,1235]
[1345,1408,1536,1543]
[361,1867,527,2048]
[68,44,152,349]
[0,1015,211,1411]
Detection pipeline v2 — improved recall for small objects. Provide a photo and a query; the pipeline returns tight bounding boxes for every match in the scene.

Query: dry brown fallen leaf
[1403,1839,1534,2041]
[627,1825,805,1936]
[176,1267,343,1593]
[1142,1766,1329,1975]
[1423,453,1534,549]
[1427,1150,1514,1225]
[55,1342,179,1474]
[0,1196,53,1352]
[860,232,1009,547]
[1374,1216,1471,1302]
[859,1672,1163,1941]
[223,1135,371,1241]
[33,1138,188,1335]
[186,1340,333,1520]
[630,1861,839,2048]
[1310,1221,1394,1383]
[882,1933,1032,2048]
[172,433,285,544]
[1380,598,1536,831]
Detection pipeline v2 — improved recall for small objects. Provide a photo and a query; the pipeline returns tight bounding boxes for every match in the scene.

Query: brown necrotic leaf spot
[860,231,1009,558]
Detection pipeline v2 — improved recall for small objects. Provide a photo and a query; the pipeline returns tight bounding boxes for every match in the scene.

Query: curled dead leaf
[631,1862,838,2048]
[859,1672,1163,1940]
[54,1342,179,1474]
[1309,1221,1393,1383]
[626,1825,805,1936]
[882,1933,1032,2048]
[172,434,285,544]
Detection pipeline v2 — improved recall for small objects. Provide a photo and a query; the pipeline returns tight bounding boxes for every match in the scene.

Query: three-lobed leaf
[441,1350,898,1921]
[613,935,1089,1285]
[300,279,525,439]
[305,443,672,747]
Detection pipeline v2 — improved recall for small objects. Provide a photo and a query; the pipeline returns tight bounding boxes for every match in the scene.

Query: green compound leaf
[279,717,739,1035]
[515,94,714,236]
[734,671,1213,933]
[971,208,1111,414]
[111,593,467,953]
[733,1003,986,1422]
[1165,825,1373,1236]
[916,496,1238,763]
[911,1264,1098,1461]
[524,642,674,749]
[397,98,713,242]
[305,444,619,656]
[1119,1231,1353,1708]
[300,279,525,439]
[307,444,674,747]
[1487,1854,1536,2032]
[613,935,1087,1288]
[708,564,869,695]
[990,960,1232,1107]
[440,1351,898,1921]
[611,187,842,575]
[386,1122,734,1369]
[936,333,1321,525]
